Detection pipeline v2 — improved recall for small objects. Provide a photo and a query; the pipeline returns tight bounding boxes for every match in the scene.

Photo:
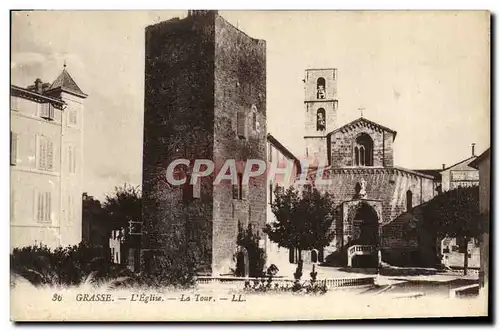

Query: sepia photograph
[9,9,491,321]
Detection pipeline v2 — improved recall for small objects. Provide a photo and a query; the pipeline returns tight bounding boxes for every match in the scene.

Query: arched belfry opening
[316,108,326,131]
[354,133,374,166]
[316,77,326,99]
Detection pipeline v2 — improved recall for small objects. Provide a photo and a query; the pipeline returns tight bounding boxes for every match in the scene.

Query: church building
[301,68,440,267]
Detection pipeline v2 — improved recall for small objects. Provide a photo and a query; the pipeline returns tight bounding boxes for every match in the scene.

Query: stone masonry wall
[212,15,267,275]
[142,13,216,273]
[329,123,395,168]
[311,167,436,260]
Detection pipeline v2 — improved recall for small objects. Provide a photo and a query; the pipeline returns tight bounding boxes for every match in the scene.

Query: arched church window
[354,133,374,166]
[316,108,326,131]
[406,190,413,212]
[317,77,326,99]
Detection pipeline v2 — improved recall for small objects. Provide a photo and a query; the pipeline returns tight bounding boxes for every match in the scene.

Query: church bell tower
[303,68,338,166]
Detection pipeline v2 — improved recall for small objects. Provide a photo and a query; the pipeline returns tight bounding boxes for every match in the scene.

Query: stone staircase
[347,245,377,267]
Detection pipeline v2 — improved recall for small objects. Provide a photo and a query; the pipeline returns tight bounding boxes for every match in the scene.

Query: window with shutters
[37,136,54,171]
[10,132,18,166]
[40,103,55,121]
[68,145,76,173]
[36,191,52,223]
[236,110,247,139]
[68,109,78,126]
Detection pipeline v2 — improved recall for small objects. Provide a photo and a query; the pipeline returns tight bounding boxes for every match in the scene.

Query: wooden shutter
[68,145,76,173]
[45,192,51,223]
[38,136,46,170]
[49,104,54,120]
[36,192,43,222]
[10,132,17,165]
[69,109,77,125]
[46,138,53,171]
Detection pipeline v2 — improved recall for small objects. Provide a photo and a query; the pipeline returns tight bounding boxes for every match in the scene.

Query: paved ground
[278,264,480,299]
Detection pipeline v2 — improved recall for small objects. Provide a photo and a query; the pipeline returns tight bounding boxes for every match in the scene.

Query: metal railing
[196,275,375,289]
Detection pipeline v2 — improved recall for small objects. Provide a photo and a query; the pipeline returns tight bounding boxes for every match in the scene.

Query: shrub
[243,265,328,295]
[11,243,196,289]
[10,243,132,287]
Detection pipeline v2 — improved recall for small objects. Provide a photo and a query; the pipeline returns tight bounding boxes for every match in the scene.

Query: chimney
[442,164,446,170]
[34,78,43,94]
[471,143,476,157]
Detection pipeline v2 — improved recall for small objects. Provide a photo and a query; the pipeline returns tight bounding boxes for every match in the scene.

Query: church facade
[301,69,440,267]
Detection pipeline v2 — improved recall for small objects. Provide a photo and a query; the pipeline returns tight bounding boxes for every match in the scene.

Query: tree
[102,184,142,231]
[264,184,336,267]
[422,186,480,275]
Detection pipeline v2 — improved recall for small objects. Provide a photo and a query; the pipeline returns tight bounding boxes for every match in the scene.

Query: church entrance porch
[340,194,383,268]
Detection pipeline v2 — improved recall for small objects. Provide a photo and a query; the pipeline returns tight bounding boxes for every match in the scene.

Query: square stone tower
[142,10,267,276]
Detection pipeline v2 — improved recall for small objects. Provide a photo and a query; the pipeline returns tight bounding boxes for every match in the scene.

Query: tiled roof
[440,155,477,172]
[413,169,442,180]
[267,133,302,173]
[47,68,87,98]
[468,148,490,169]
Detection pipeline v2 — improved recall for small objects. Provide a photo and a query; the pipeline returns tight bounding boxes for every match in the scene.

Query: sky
[10,10,490,200]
